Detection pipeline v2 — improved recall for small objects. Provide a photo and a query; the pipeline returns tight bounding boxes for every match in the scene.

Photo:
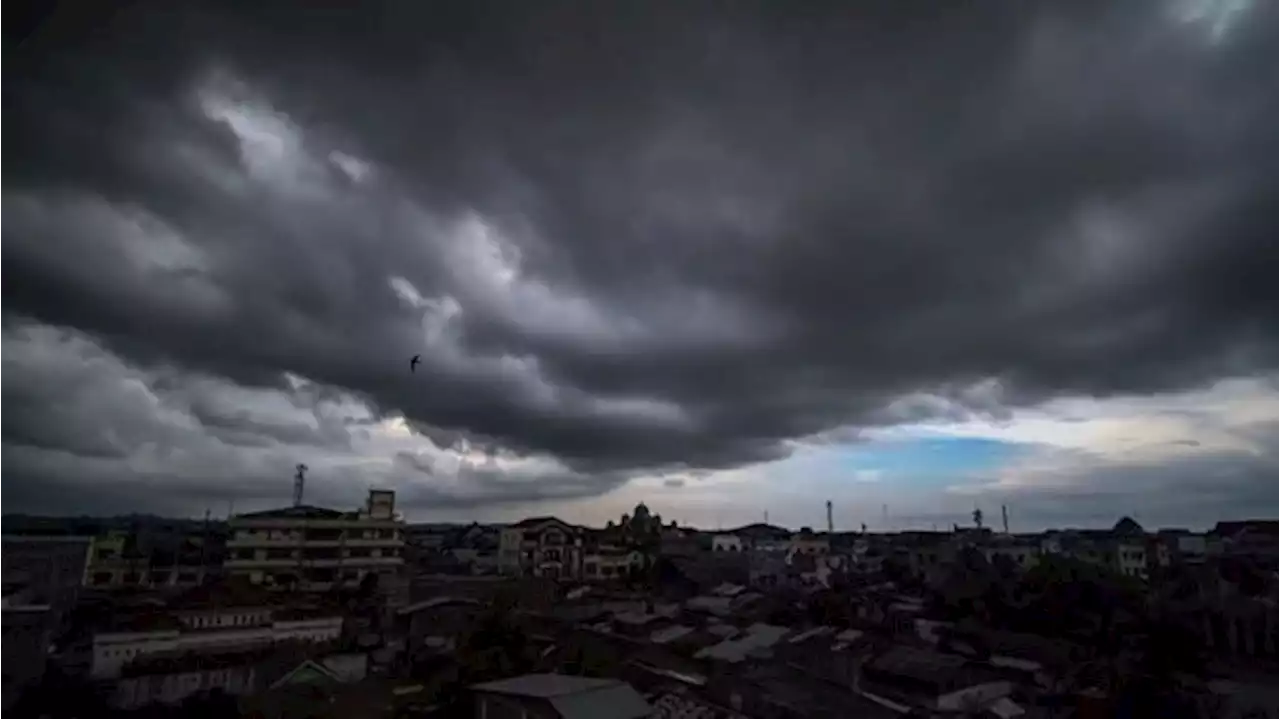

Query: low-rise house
[658,532,704,558]
[582,546,642,581]
[1174,532,1208,561]
[1114,542,1148,579]
[89,583,345,679]
[499,517,586,579]
[470,673,653,719]
[711,535,744,553]
[787,529,830,556]
[1213,520,1279,564]
[112,639,369,710]
[2,590,54,709]
[981,540,1039,572]
[396,596,483,657]
[243,673,425,719]
[708,663,901,719]
[861,645,1014,714]
[113,644,266,709]
[748,554,789,588]
[695,623,790,664]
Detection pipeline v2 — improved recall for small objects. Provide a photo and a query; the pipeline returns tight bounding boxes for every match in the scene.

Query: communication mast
[293,464,308,507]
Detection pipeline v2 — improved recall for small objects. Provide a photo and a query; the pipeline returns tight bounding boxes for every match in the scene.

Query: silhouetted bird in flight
[409,354,421,373]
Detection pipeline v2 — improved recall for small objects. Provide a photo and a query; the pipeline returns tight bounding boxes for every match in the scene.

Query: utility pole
[826,500,834,534]
[1002,505,1010,534]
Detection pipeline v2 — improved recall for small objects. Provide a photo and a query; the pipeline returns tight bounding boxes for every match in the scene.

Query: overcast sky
[4,0,1275,531]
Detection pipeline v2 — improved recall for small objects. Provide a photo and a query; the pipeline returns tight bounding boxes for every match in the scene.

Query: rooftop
[471,674,621,698]
[120,643,281,677]
[471,673,653,719]
[510,516,579,530]
[235,505,349,521]
[396,595,482,615]
[865,645,1006,695]
[1213,519,1278,537]
[695,623,789,663]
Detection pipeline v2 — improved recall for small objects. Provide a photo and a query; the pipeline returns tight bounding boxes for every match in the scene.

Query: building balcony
[227,537,404,548]
[231,517,404,530]
[225,556,404,570]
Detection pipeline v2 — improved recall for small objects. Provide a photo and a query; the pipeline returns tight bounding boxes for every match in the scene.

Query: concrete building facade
[499,517,584,579]
[224,489,405,596]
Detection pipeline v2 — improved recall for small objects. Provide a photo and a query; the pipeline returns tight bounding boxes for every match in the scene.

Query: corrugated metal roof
[395,595,481,615]
[695,623,790,663]
[650,624,695,644]
[549,683,652,719]
[471,673,620,698]
[472,674,652,719]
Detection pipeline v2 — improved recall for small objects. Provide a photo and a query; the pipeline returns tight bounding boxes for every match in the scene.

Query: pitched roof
[396,595,482,616]
[269,659,342,689]
[472,674,620,698]
[235,505,350,520]
[1112,516,1145,534]
[1212,520,1279,538]
[510,516,580,530]
[471,674,652,719]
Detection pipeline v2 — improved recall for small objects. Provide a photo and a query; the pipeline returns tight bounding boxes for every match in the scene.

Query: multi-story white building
[224,490,405,596]
[1114,542,1148,579]
[498,517,584,579]
[90,583,343,679]
[711,535,745,553]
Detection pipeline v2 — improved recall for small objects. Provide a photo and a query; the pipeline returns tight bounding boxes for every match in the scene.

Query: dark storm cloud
[3,0,1275,512]
[0,324,619,516]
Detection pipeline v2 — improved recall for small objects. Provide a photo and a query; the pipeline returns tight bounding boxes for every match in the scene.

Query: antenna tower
[293,463,308,507]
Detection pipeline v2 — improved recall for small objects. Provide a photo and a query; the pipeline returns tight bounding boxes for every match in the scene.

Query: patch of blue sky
[776,436,1027,491]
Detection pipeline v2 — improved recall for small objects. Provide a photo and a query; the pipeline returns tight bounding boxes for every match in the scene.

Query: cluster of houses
[3,492,1276,717]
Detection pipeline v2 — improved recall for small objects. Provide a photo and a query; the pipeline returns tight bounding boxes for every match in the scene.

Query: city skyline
[4,1,1275,531]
